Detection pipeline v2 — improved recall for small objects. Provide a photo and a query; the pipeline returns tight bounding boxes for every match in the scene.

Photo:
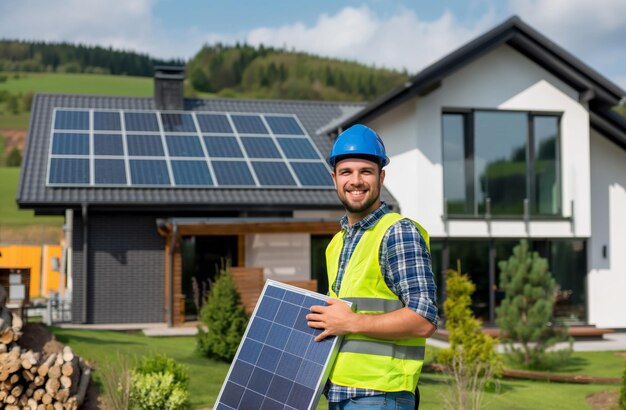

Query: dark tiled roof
[18,94,399,212]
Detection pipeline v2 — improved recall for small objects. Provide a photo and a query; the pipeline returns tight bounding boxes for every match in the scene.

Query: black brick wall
[72,214,165,324]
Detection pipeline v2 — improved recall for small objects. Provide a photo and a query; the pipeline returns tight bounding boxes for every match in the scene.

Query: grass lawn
[51,327,230,409]
[0,166,63,226]
[0,72,154,97]
[0,111,30,129]
[49,327,623,410]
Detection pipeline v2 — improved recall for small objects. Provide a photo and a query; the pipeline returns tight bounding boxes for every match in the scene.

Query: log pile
[0,285,91,409]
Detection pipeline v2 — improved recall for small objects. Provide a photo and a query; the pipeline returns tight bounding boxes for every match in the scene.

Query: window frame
[442,108,563,220]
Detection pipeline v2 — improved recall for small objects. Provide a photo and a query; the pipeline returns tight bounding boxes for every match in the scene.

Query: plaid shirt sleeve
[380,219,439,326]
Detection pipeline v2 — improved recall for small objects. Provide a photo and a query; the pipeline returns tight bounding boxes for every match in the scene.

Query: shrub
[496,240,571,369]
[437,264,501,410]
[134,354,189,387]
[128,353,190,410]
[129,372,189,410]
[197,265,248,362]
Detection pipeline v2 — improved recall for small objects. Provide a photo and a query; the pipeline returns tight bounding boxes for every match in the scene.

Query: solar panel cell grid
[265,116,305,135]
[124,112,160,132]
[196,113,233,133]
[93,134,124,156]
[51,133,90,155]
[240,137,281,158]
[129,159,170,185]
[49,158,89,184]
[278,138,320,160]
[251,162,296,186]
[291,162,334,187]
[93,111,121,131]
[165,135,205,157]
[48,109,334,189]
[160,113,196,132]
[54,110,89,130]
[203,136,244,158]
[94,159,127,184]
[215,280,347,410]
[231,115,268,134]
[170,160,213,186]
[212,160,256,186]
[126,134,165,157]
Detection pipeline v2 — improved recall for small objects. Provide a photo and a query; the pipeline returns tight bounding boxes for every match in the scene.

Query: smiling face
[331,157,385,226]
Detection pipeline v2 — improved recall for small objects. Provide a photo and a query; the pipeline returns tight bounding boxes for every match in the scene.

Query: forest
[0,40,409,101]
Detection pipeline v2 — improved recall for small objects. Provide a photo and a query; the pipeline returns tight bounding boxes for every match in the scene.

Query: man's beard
[340,194,378,214]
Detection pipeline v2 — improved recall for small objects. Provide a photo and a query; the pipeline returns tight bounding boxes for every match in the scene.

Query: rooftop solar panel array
[214,280,347,410]
[47,109,334,189]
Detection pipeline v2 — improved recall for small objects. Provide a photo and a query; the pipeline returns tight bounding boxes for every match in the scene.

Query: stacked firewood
[0,285,91,409]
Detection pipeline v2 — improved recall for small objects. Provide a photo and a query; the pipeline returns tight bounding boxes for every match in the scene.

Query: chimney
[154,65,185,110]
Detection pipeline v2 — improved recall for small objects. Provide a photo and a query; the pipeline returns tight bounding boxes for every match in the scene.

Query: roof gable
[337,15,626,149]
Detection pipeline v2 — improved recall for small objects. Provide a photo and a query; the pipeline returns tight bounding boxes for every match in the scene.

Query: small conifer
[496,240,570,369]
[197,266,248,362]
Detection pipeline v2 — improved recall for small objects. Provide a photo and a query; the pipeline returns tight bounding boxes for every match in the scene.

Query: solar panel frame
[47,108,334,189]
[214,280,349,410]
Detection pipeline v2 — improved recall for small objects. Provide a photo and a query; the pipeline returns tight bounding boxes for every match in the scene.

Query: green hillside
[0,72,154,96]
[187,44,409,101]
[0,167,62,226]
[0,72,161,129]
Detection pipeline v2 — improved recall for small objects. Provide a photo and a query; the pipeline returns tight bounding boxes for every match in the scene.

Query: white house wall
[245,233,311,281]
[368,44,591,239]
[587,129,626,328]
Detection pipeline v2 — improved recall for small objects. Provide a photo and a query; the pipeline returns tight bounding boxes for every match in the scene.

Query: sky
[1,0,625,91]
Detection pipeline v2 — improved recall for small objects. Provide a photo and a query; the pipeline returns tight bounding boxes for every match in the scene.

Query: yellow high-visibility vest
[326,212,430,392]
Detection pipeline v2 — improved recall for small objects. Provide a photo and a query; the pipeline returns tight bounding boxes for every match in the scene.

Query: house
[0,243,63,299]
[17,16,626,329]
[333,16,626,328]
[16,67,398,325]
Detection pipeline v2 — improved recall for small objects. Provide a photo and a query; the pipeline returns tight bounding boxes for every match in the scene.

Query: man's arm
[307,299,436,342]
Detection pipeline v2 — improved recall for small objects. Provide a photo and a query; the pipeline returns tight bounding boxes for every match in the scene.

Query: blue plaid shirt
[326,202,438,403]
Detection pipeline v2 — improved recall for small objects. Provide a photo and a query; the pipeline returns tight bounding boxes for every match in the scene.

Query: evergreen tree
[496,240,570,368]
[438,264,501,410]
[196,265,248,362]
[5,147,22,167]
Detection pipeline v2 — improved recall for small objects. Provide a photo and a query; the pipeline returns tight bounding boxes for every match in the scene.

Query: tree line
[186,43,409,101]
[0,40,410,101]
[0,40,183,76]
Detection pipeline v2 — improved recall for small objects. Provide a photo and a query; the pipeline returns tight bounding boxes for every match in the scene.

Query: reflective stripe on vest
[342,297,404,312]
[340,339,426,361]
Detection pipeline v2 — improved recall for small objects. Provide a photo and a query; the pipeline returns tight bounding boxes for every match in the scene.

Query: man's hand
[307,298,355,342]
[307,300,437,342]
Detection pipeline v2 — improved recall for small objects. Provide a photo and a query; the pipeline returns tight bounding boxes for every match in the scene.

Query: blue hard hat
[327,124,389,167]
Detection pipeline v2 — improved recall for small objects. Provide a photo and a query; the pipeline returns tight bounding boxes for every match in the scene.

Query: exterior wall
[72,214,164,324]
[0,244,62,297]
[245,233,311,281]
[368,44,590,239]
[587,129,626,328]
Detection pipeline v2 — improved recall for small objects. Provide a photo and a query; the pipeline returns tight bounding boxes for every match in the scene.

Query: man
[307,124,438,409]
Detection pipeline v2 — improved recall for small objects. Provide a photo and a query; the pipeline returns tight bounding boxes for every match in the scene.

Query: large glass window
[443,110,561,218]
[436,239,587,324]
